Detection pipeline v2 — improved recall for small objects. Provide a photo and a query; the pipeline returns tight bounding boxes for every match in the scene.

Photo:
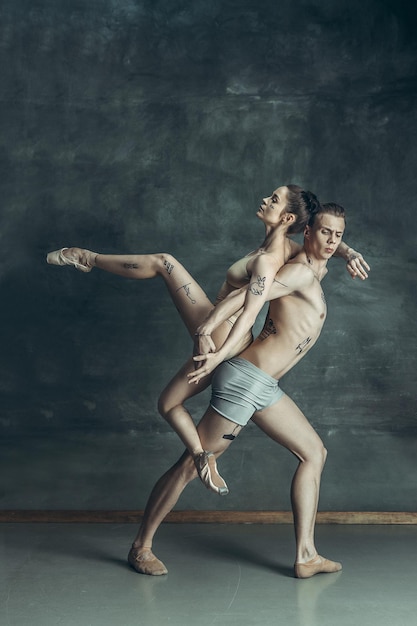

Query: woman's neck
[260,224,288,251]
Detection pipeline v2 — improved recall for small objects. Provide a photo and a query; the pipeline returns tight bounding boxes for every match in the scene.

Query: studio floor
[1,522,416,626]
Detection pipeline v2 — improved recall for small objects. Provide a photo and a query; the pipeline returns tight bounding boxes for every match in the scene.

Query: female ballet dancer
[47,184,369,494]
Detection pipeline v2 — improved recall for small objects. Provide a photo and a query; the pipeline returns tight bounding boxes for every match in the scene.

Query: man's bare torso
[239,262,327,379]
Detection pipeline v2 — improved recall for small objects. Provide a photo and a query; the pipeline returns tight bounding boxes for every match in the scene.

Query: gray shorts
[210,357,284,426]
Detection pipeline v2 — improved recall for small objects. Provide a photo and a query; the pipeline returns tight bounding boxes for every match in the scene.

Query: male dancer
[128,202,358,579]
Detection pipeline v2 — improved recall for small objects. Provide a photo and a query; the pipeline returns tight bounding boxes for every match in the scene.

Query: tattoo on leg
[249,275,266,296]
[164,260,174,275]
[123,263,139,269]
[222,425,241,441]
[176,282,196,304]
[296,337,312,354]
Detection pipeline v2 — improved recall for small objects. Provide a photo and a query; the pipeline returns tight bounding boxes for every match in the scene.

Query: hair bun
[302,190,321,216]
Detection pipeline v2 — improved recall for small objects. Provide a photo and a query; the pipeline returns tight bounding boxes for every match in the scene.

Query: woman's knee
[157,390,177,420]
[156,252,177,276]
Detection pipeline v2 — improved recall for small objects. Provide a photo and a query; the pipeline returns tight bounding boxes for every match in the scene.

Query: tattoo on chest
[296,337,312,354]
[176,282,196,304]
[123,263,139,269]
[249,275,266,296]
[164,260,174,274]
[259,316,277,341]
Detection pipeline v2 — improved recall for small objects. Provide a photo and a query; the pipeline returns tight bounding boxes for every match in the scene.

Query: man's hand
[346,250,370,280]
[188,352,223,384]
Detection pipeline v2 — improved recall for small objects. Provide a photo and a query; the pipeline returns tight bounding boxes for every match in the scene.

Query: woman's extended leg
[48,247,215,337]
[128,406,242,575]
[251,394,342,578]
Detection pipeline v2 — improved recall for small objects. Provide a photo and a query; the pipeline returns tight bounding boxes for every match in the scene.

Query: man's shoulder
[275,261,315,290]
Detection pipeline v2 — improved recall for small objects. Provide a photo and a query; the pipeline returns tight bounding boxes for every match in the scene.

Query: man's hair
[308,202,346,226]
[285,185,321,235]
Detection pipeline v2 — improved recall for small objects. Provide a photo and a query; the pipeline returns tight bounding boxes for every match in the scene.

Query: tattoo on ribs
[259,316,278,341]
[176,282,196,304]
[249,275,266,296]
[123,263,139,269]
[164,260,174,274]
[296,337,312,354]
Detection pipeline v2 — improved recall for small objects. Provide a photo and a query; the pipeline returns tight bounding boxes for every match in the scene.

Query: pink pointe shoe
[194,451,229,496]
[46,248,94,273]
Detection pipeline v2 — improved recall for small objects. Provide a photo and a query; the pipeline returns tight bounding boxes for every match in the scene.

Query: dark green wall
[0,0,416,511]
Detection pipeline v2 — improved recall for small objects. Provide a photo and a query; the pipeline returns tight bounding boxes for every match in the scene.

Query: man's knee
[301,441,327,469]
[174,450,198,482]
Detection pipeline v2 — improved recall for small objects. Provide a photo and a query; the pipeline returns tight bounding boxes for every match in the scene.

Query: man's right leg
[129,407,241,575]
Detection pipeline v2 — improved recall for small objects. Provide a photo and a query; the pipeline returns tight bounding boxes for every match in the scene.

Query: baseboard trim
[0,510,416,524]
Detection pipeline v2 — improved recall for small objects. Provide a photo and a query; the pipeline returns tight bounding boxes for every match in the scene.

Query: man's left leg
[252,394,342,579]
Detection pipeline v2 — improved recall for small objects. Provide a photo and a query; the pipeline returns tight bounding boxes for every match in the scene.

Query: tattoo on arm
[164,260,174,274]
[123,263,139,269]
[176,283,196,304]
[296,337,312,354]
[249,275,266,296]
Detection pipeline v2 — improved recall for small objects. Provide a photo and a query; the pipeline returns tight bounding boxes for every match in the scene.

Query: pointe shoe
[46,248,94,273]
[194,451,229,496]
[128,546,168,576]
[294,554,342,579]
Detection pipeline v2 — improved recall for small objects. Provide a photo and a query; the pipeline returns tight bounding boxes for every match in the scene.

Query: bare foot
[127,546,168,576]
[294,555,342,579]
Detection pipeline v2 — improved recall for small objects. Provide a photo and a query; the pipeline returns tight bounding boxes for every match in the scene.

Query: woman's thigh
[158,356,212,413]
[251,394,324,462]
[157,256,215,337]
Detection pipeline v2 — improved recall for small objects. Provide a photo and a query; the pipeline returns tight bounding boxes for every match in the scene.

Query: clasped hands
[188,333,221,384]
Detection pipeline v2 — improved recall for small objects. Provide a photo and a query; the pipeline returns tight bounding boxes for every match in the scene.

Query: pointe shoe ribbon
[46,248,93,273]
[294,555,342,579]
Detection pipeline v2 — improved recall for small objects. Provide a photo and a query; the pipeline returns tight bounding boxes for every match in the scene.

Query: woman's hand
[193,334,216,369]
[346,250,370,280]
[188,351,223,384]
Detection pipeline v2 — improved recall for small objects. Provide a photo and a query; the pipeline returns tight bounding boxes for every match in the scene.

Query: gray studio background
[0,0,415,512]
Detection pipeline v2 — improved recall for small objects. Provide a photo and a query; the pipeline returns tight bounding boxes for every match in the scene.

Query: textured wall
[0,0,416,511]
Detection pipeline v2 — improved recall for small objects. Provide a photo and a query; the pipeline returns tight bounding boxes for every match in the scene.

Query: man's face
[305,213,345,260]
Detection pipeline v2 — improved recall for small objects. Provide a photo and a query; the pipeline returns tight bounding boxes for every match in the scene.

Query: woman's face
[257,186,290,226]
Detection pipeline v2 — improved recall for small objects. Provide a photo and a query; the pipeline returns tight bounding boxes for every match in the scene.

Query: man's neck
[301,248,328,281]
